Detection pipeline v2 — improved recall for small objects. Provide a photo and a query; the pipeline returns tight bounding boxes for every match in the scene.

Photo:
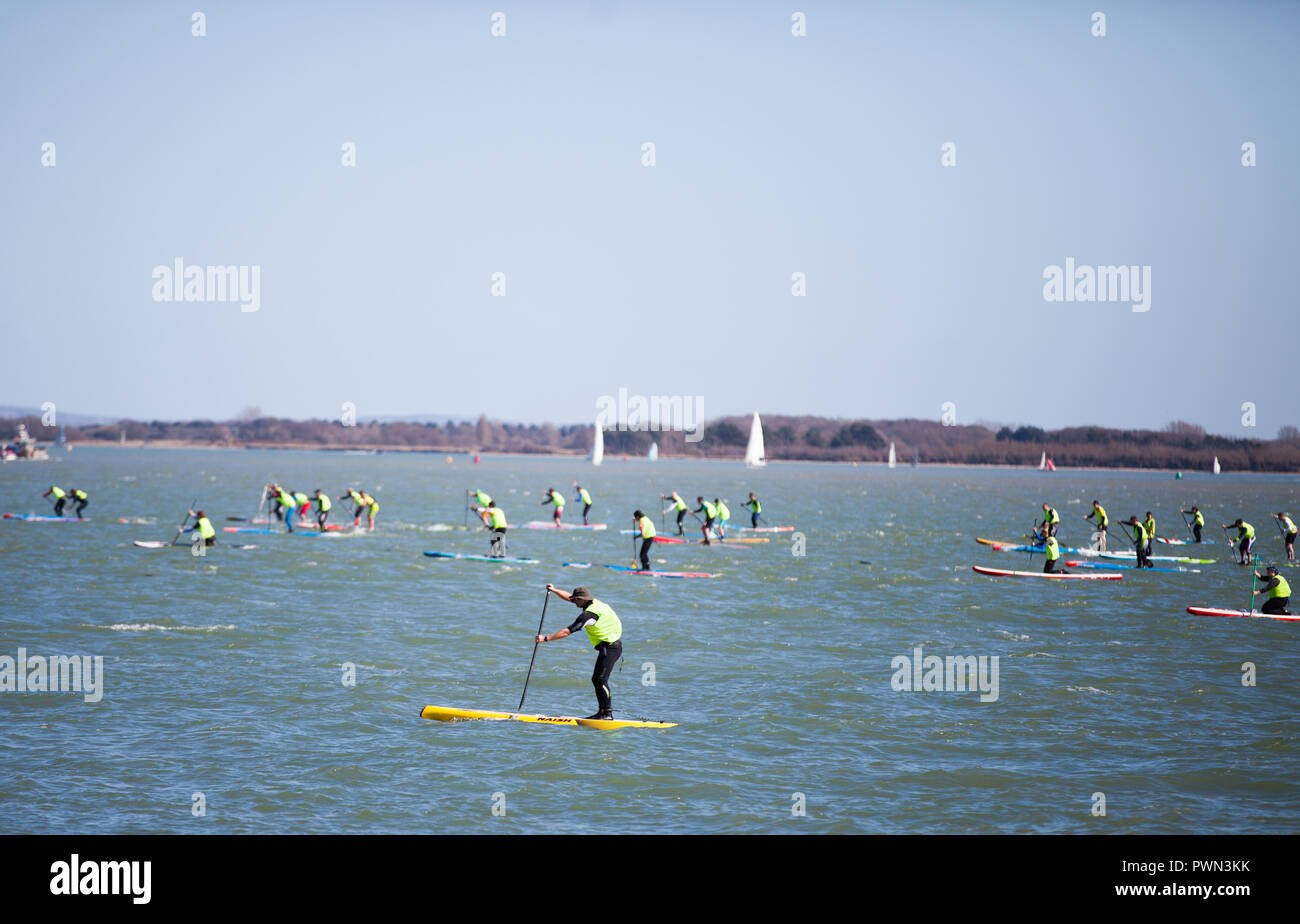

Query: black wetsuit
[639,537,653,571]
[72,493,88,519]
[566,612,622,714]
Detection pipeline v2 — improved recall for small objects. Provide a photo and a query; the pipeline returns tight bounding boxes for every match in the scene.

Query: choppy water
[1,448,1296,833]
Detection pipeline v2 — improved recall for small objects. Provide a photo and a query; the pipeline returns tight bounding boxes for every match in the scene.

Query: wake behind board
[971,565,1121,580]
[520,521,607,530]
[1185,606,1300,622]
[424,551,539,564]
[420,705,676,729]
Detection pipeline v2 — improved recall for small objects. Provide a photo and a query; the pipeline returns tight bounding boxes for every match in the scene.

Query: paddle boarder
[1041,503,1060,538]
[1223,518,1255,565]
[1142,511,1156,555]
[693,496,717,545]
[293,490,311,524]
[360,490,379,531]
[743,492,762,528]
[188,509,217,547]
[1252,565,1292,615]
[1042,534,1070,574]
[573,484,593,525]
[1181,506,1205,543]
[1122,516,1152,569]
[42,485,68,517]
[272,484,297,532]
[266,484,283,522]
[476,500,508,558]
[1084,501,1109,551]
[540,487,565,526]
[536,585,623,721]
[633,509,656,571]
[69,487,89,520]
[1275,512,1298,562]
[312,489,331,530]
[714,498,731,541]
[470,488,492,509]
[341,488,366,526]
[661,491,688,535]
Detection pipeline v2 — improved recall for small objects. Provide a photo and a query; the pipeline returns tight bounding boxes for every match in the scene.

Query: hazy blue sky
[3,1,1297,435]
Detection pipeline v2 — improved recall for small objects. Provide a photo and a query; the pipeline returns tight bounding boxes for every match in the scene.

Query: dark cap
[571,587,593,605]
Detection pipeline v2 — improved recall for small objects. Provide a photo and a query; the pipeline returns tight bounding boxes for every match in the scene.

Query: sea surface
[1,447,1296,834]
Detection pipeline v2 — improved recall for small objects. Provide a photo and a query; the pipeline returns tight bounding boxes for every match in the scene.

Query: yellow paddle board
[420,705,677,730]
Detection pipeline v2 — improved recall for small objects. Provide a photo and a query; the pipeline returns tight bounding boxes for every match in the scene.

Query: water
[2,448,1297,833]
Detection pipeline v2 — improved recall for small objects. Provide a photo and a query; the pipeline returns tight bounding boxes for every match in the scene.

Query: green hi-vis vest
[746,498,761,513]
[50,486,66,499]
[1269,575,1292,599]
[1143,517,1155,538]
[672,494,687,511]
[702,501,717,519]
[717,502,730,520]
[349,490,365,505]
[316,494,332,512]
[1044,536,1060,561]
[1092,505,1108,526]
[1043,507,1060,526]
[582,599,623,647]
[1131,523,1148,544]
[1240,522,1255,539]
[638,515,656,539]
[550,490,565,507]
[487,506,507,529]
[73,489,87,500]
[294,492,309,506]
[277,489,295,508]
[473,490,491,506]
[1193,511,1205,527]
[1282,516,1297,535]
[196,517,215,540]
[578,488,591,505]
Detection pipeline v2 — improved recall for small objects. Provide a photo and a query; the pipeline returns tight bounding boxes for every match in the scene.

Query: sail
[648,441,658,461]
[1038,451,1046,470]
[1046,456,1056,472]
[591,423,604,466]
[913,446,918,468]
[887,442,896,469]
[744,412,766,467]
[1212,456,1221,474]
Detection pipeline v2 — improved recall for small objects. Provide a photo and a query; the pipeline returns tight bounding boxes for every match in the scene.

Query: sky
[2,1,1297,436]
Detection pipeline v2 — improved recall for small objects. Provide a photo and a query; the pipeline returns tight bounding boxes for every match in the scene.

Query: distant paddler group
[42,485,89,520]
[340,487,378,530]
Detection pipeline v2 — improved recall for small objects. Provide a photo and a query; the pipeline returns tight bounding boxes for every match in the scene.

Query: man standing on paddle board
[633,509,656,571]
[341,488,366,526]
[1041,503,1060,538]
[293,490,311,524]
[1223,518,1255,565]
[476,499,508,557]
[661,491,688,535]
[1084,501,1109,551]
[360,490,378,531]
[540,487,565,526]
[1275,512,1298,561]
[713,497,730,541]
[743,492,762,528]
[1122,516,1152,568]
[1142,512,1156,556]
[693,496,717,545]
[1181,506,1205,543]
[69,487,89,520]
[42,485,68,517]
[270,484,297,532]
[1252,565,1292,615]
[312,489,331,530]
[537,585,623,720]
[1042,534,1071,574]
[573,484,593,525]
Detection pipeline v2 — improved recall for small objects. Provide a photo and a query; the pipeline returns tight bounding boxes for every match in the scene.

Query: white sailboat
[887,442,896,469]
[590,422,604,466]
[744,412,766,467]
[1212,456,1221,475]
[1038,451,1047,471]
[647,441,658,461]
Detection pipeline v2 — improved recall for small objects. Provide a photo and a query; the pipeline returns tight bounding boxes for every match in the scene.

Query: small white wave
[1066,685,1109,694]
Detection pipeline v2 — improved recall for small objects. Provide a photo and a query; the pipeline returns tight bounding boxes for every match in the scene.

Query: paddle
[632,526,639,570]
[464,489,469,528]
[1274,516,1286,542]
[170,499,198,546]
[516,588,551,716]
[1250,552,1259,612]
[1179,509,1193,538]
